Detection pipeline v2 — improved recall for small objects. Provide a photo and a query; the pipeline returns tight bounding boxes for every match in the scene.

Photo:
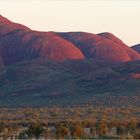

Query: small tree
[0,123,4,134]
[27,123,44,139]
[70,123,84,138]
[56,123,69,138]
[127,118,137,134]
[96,120,108,136]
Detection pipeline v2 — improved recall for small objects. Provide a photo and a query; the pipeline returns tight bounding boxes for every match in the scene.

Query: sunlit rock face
[57,32,140,63]
[0,15,140,66]
[0,16,84,65]
[0,15,30,36]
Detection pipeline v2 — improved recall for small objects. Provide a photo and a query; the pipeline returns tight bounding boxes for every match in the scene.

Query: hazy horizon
[0,0,140,46]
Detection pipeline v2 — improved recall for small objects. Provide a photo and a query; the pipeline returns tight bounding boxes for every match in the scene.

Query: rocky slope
[0,16,84,66]
[57,32,140,63]
[0,15,30,35]
[0,59,140,106]
[0,15,140,106]
[131,44,140,53]
[0,15,140,66]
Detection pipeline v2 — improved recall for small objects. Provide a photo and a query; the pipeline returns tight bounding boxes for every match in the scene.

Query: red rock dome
[0,15,30,36]
[57,32,140,63]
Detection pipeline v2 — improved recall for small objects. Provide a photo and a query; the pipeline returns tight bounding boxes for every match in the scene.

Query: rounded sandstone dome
[0,31,85,65]
[22,31,85,61]
[58,32,140,63]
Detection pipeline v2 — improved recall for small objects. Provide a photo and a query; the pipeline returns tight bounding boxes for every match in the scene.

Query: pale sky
[0,0,140,46]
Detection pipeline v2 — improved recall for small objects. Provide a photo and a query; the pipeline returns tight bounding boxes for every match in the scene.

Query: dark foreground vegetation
[0,106,139,139]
